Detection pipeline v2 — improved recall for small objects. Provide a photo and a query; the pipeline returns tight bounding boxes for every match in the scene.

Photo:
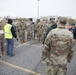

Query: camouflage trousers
[0,35,5,57]
[19,36,25,43]
[46,64,67,75]
[38,34,43,42]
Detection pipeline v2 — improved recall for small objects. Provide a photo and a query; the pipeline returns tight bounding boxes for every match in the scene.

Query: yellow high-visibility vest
[4,24,13,39]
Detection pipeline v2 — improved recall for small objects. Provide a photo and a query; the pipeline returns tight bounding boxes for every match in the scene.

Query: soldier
[17,20,26,43]
[19,21,26,43]
[41,17,74,75]
[37,24,44,42]
[34,19,40,40]
[43,20,57,45]
[31,22,35,40]
[0,33,4,57]
[16,21,20,36]
[26,20,33,41]
[0,21,5,57]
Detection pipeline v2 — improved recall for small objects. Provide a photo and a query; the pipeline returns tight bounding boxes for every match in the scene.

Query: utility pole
[37,0,40,19]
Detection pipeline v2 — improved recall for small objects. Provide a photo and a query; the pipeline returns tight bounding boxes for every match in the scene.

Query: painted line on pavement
[0,60,41,75]
[16,43,42,48]
[15,42,29,48]
[5,41,43,48]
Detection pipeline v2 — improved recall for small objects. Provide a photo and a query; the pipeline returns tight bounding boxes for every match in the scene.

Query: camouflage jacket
[42,27,74,65]
[43,24,57,45]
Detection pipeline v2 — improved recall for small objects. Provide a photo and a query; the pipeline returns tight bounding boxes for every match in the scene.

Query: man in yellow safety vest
[4,19,18,57]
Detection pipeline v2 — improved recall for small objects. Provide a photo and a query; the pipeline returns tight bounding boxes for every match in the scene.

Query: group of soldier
[0,17,75,75]
[15,17,60,45]
[41,17,75,75]
[16,18,53,44]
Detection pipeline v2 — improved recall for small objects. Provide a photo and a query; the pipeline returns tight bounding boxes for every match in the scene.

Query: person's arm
[11,26,17,38]
[45,27,51,37]
[43,27,51,45]
[41,31,52,61]
[67,37,74,63]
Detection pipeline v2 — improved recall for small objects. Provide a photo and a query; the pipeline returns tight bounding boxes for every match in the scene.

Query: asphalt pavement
[0,40,76,75]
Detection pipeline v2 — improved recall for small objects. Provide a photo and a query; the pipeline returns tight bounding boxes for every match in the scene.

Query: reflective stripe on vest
[4,24,13,39]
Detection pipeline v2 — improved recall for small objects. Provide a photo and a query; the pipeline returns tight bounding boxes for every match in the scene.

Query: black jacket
[11,26,17,38]
[43,23,57,44]
[73,27,76,40]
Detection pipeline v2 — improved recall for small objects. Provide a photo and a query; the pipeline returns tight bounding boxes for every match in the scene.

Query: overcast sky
[0,0,76,18]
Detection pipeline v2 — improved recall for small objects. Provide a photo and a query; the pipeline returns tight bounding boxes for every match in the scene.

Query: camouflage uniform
[28,23,34,40]
[31,23,35,40]
[16,21,20,35]
[41,18,74,75]
[0,33,4,57]
[34,22,39,39]
[17,21,26,43]
[37,25,44,42]
[0,22,5,57]
[26,21,33,40]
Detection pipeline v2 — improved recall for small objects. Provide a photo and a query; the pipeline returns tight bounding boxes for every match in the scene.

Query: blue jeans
[6,39,14,56]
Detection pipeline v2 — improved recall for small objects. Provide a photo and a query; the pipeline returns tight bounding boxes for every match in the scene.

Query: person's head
[71,23,75,28]
[57,17,67,27]
[48,20,55,27]
[36,19,40,23]
[50,20,55,25]
[8,19,13,24]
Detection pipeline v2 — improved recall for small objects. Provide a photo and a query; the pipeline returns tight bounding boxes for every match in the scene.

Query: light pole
[37,0,40,19]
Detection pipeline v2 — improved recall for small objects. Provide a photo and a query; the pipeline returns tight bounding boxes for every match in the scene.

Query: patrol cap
[58,17,67,25]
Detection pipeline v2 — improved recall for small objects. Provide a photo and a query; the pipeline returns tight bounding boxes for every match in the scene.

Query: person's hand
[41,58,46,64]
[41,60,46,64]
[16,38,18,41]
